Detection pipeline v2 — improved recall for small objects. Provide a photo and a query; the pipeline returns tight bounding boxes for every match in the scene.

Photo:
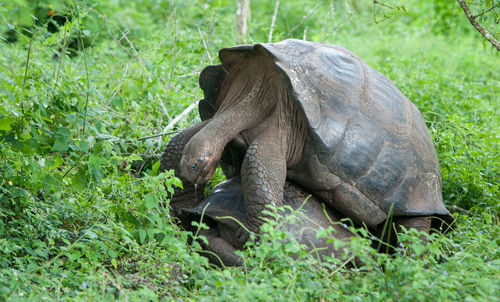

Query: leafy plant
[0,0,498,300]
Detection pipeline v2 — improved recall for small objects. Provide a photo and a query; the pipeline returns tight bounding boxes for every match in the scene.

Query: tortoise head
[180,136,220,184]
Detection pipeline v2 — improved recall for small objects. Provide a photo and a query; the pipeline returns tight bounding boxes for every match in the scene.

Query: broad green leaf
[51,127,71,152]
[139,229,147,244]
[0,115,15,131]
[145,193,156,210]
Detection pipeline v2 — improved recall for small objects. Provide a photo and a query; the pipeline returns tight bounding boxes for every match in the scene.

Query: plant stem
[21,35,34,120]
[79,33,91,137]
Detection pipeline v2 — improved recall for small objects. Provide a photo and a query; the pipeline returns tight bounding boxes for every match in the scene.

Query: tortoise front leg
[395,216,431,233]
[240,130,287,235]
[159,121,209,217]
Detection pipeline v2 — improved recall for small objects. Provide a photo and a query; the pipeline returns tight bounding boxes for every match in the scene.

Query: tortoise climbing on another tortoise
[177,39,454,239]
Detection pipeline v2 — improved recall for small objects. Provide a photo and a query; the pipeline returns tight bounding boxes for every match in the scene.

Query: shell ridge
[328,117,351,164]
[353,140,386,187]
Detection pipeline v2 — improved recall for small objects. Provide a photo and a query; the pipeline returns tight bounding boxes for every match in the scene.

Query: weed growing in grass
[0,0,498,300]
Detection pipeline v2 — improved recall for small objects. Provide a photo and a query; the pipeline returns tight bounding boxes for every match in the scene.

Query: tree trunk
[237,0,250,43]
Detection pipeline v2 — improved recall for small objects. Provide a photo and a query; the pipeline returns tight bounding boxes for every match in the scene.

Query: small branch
[268,0,280,43]
[99,12,154,82]
[157,10,217,136]
[162,100,199,133]
[327,255,355,278]
[163,0,178,117]
[449,205,473,216]
[107,64,129,105]
[137,131,178,141]
[374,0,393,10]
[457,0,500,52]
[197,27,213,64]
[473,4,498,19]
[102,15,134,58]
[286,1,325,37]
[114,25,152,83]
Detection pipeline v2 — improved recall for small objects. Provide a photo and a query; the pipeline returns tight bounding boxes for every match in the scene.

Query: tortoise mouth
[180,154,217,184]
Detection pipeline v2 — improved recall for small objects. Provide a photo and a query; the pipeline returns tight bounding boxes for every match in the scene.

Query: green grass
[0,0,499,300]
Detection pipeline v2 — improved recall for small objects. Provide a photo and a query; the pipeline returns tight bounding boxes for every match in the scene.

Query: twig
[374,0,393,10]
[162,100,200,133]
[137,131,178,141]
[373,0,394,24]
[449,205,473,216]
[99,12,154,81]
[114,25,152,83]
[178,71,199,78]
[327,255,355,278]
[457,0,500,52]
[320,0,334,38]
[197,27,213,64]
[269,0,280,43]
[107,64,129,105]
[163,0,178,116]
[473,4,498,19]
[160,10,217,133]
[102,14,134,57]
[286,1,325,37]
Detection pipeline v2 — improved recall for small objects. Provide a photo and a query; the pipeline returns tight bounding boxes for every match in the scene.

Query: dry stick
[269,0,280,43]
[162,101,200,133]
[137,131,178,141]
[114,25,152,83]
[107,64,128,105]
[102,15,134,57]
[320,0,333,38]
[457,0,500,52]
[178,71,199,78]
[100,12,154,84]
[197,27,213,64]
[328,255,356,278]
[286,1,325,38]
[161,10,217,134]
[163,0,179,117]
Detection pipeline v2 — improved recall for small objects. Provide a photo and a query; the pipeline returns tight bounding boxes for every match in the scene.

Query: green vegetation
[0,0,498,300]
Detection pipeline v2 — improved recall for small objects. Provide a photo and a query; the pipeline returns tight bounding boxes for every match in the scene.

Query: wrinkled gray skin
[183,177,354,266]
[160,127,353,267]
[178,39,454,238]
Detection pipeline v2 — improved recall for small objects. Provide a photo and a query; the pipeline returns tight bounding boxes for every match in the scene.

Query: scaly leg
[240,129,287,237]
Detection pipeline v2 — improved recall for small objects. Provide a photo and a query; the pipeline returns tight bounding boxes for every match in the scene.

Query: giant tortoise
[181,176,354,266]
[176,39,454,240]
[160,129,353,266]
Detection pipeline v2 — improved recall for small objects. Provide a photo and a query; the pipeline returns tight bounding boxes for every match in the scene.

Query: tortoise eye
[190,163,198,172]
